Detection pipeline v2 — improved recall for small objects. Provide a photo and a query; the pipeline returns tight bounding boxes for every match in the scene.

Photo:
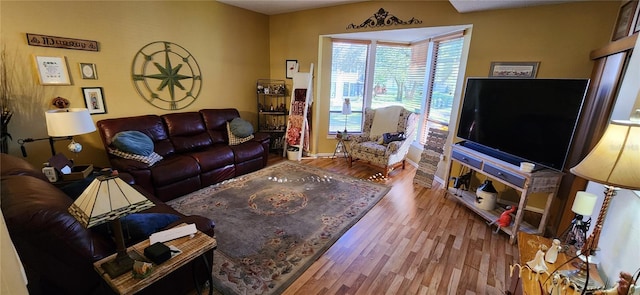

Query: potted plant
[0,49,49,154]
[0,49,14,154]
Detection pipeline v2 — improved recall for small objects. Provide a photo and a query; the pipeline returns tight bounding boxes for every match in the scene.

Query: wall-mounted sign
[347,8,422,30]
[26,33,99,52]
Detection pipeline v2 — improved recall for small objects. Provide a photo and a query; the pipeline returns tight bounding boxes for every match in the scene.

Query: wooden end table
[333,137,350,162]
[509,232,603,295]
[94,229,217,295]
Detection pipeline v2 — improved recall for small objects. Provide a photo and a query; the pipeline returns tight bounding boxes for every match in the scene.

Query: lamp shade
[571,191,597,216]
[342,98,352,115]
[68,174,155,228]
[45,108,96,137]
[570,120,640,190]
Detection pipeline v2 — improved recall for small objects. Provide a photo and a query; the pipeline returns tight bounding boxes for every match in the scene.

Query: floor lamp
[342,98,352,133]
[561,119,640,291]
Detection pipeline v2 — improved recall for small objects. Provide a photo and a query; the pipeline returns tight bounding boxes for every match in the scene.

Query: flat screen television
[456,78,589,171]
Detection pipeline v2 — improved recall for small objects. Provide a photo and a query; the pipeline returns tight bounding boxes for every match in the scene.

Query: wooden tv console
[445,144,563,244]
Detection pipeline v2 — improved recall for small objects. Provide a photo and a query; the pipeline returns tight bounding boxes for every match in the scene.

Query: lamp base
[558,252,604,292]
[559,268,604,292]
[101,250,140,278]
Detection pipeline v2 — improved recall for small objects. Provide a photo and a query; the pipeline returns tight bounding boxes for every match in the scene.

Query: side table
[509,232,603,295]
[94,230,217,295]
[332,137,350,162]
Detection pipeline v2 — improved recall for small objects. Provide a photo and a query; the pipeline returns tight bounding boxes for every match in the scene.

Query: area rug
[167,161,390,295]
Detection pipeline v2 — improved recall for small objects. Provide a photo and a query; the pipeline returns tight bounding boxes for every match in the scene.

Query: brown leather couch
[97,108,270,202]
[0,153,216,295]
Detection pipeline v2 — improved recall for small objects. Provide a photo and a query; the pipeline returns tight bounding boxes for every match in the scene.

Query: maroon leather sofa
[97,108,270,202]
[0,153,216,295]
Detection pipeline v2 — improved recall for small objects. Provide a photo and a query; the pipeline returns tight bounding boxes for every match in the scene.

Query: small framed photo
[286,59,298,79]
[489,62,540,78]
[82,87,107,114]
[33,55,71,85]
[79,63,97,79]
[612,0,638,41]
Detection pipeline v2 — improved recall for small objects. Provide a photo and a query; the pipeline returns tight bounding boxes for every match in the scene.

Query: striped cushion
[109,148,163,166]
[227,122,254,145]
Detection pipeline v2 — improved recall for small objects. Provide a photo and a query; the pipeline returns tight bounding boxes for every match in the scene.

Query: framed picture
[82,87,107,114]
[286,60,298,79]
[33,55,71,85]
[612,0,638,41]
[489,62,540,78]
[79,63,97,79]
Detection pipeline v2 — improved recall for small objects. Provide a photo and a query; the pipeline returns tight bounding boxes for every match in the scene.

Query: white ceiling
[216,0,583,15]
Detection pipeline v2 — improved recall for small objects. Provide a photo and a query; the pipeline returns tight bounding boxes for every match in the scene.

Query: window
[328,32,464,143]
[419,35,464,143]
[372,41,428,114]
[329,41,368,133]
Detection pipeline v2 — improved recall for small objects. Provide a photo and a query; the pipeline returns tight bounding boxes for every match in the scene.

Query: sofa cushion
[0,153,50,182]
[370,106,402,138]
[163,112,213,152]
[382,132,405,144]
[112,131,155,156]
[189,145,235,172]
[97,115,175,157]
[109,148,164,166]
[93,213,180,246]
[200,108,242,144]
[229,117,254,138]
[150,155,200,185]
[227,122,254,145]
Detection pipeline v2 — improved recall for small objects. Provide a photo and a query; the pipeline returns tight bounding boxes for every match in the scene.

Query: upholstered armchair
[349,105,418,177]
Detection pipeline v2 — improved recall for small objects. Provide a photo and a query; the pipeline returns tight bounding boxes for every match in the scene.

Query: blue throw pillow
[229,117,254,138]
[112,131,154,156]
[93,213,180,246]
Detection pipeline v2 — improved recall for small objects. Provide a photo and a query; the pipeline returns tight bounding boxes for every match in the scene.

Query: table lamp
[561,191,597,249]
[45,108,96,154]
[68,169,155,278]
[341,98,352,133]
[561,118,640,291]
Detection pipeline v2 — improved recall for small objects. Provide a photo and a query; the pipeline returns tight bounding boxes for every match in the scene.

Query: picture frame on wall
[33,55,71,85]
[82,87,107,114]
[612,0,638,41]
[489,62,540,78]
[79,63,97,79]
[286,60,298,79]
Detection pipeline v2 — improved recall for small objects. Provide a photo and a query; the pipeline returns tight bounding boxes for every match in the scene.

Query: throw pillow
[227,122,254,146]
[112,131,154,156]
[93,213,180,246]
[109,148,163,166]
[229,117,254,138]
[369,106,402,138]
[382,132,405,144]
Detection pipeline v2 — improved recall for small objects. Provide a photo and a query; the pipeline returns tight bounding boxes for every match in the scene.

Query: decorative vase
[475,180,498,210]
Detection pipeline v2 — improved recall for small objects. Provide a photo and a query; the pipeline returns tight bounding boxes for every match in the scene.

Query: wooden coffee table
[94,229,217,295]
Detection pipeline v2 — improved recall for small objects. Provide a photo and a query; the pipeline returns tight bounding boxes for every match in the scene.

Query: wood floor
[203,155,520,295]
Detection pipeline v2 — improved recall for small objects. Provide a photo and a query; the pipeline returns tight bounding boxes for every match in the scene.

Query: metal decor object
[131,41,202,110]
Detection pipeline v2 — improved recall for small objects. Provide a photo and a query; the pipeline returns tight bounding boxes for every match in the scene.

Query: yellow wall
[1,1,269,168]
[1,1,620,170]
[268,1,619,155]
